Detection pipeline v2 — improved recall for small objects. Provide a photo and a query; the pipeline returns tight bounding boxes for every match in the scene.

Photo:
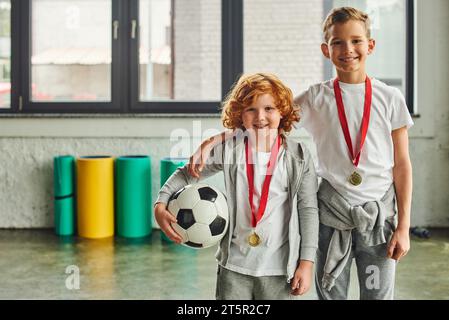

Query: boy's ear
[321,43,330,59]
[368,39,376,55]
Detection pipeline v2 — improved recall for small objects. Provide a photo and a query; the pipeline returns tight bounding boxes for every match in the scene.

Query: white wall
[0,0,448,228]
[407,0,449,226]
[243,0,324,94]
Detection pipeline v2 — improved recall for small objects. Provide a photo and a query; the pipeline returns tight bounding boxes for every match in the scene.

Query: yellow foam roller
[76,156,115,239]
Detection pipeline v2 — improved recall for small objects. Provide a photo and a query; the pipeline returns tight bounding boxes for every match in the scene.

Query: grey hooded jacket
[318,179,397,291]
[156,132,319,281]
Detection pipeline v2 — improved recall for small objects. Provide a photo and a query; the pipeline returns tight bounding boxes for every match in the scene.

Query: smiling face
[321,19,375,83]
[241,93,282,142]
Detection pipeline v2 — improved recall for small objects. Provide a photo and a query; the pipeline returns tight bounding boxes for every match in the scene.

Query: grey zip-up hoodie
[156,132,319,281]
[317,179,397,291]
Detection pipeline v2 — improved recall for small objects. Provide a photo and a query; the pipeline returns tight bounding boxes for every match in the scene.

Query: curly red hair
[221,73,300,133]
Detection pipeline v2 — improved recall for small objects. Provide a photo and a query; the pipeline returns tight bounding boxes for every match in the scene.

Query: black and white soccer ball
[167,183,229,249]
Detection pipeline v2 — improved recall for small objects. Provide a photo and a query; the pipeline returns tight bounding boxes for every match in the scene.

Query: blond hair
[323,7,371,42]
[221,73,299,133]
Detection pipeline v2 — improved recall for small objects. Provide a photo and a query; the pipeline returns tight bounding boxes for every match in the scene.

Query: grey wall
[0,0,448,228]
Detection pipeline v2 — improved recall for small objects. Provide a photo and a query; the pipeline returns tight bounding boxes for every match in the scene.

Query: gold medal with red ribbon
[333,76,372,186]
[245,134,281,246]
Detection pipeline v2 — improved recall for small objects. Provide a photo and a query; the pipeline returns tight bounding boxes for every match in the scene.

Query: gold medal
[334,77,372,188]
[349,171,362,186]
[248,232,261,247]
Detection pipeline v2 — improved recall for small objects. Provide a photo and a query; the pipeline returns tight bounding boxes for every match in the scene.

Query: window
[244,0,414,112]
[130,0,224,112]
[0,0,413,114]
[20,0,120,112]
[138,0,221,101]
[31,0,112,102]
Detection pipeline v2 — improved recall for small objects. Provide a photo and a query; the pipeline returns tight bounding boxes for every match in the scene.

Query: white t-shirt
[225,146,290,277]
[296,78,414,205]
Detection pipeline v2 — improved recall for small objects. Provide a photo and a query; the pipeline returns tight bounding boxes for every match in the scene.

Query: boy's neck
[336,70,367,84]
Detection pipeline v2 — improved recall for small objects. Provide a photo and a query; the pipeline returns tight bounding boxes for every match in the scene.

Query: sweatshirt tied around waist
[318,179,397,291]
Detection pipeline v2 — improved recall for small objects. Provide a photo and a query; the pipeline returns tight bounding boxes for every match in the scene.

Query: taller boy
[188,7,413,300]
[297,7,413,299]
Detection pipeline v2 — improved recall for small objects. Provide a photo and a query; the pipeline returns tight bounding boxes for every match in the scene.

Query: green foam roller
[116,155,152,238]
[53,155,75,236]
[160,157,188,242]
[54,197,75,236]
[54,155,75,197]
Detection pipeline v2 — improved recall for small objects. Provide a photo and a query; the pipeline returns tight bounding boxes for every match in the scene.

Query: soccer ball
[167,183,229,249]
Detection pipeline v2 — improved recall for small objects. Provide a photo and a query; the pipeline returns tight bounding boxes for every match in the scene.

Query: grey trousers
[315,223,397,300]
[215,266,300,300]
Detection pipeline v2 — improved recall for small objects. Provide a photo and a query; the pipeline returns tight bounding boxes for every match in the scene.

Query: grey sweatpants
[215,266,301,300]
[315,223,397,300]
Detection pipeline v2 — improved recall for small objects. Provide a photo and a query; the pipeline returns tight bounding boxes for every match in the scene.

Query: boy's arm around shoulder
[296,144,319,263]
[188,130,235,178]
[155,141,226,205]
[293,86,316,130]
[293,85,315,108]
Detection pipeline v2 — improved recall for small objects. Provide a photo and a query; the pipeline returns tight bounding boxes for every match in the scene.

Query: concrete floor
[0,229,448,300]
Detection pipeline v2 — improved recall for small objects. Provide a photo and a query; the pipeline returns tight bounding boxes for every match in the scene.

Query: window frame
[18,0,122,113]
[128,0,240,113]
[10,0,20,112]
[405,0,414,113]
[0,0,414,114]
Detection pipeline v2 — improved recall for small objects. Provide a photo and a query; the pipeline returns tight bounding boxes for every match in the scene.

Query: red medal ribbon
[245,135,281,228]
[333,76,372,167]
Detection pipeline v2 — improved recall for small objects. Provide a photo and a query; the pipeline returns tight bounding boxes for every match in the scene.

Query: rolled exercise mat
[160,157,188,242]
[116,155,152,238]
[54,155,75,236]
[76,156,114,239]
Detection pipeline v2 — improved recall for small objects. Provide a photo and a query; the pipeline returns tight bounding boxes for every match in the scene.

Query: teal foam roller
[54,196,75,236]
[54,155,75,197]
[53,155,75,236]
[116,155,152,238]
[160,157,188,243]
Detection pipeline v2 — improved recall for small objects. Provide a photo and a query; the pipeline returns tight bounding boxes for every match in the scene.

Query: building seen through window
[0,0,410,111]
